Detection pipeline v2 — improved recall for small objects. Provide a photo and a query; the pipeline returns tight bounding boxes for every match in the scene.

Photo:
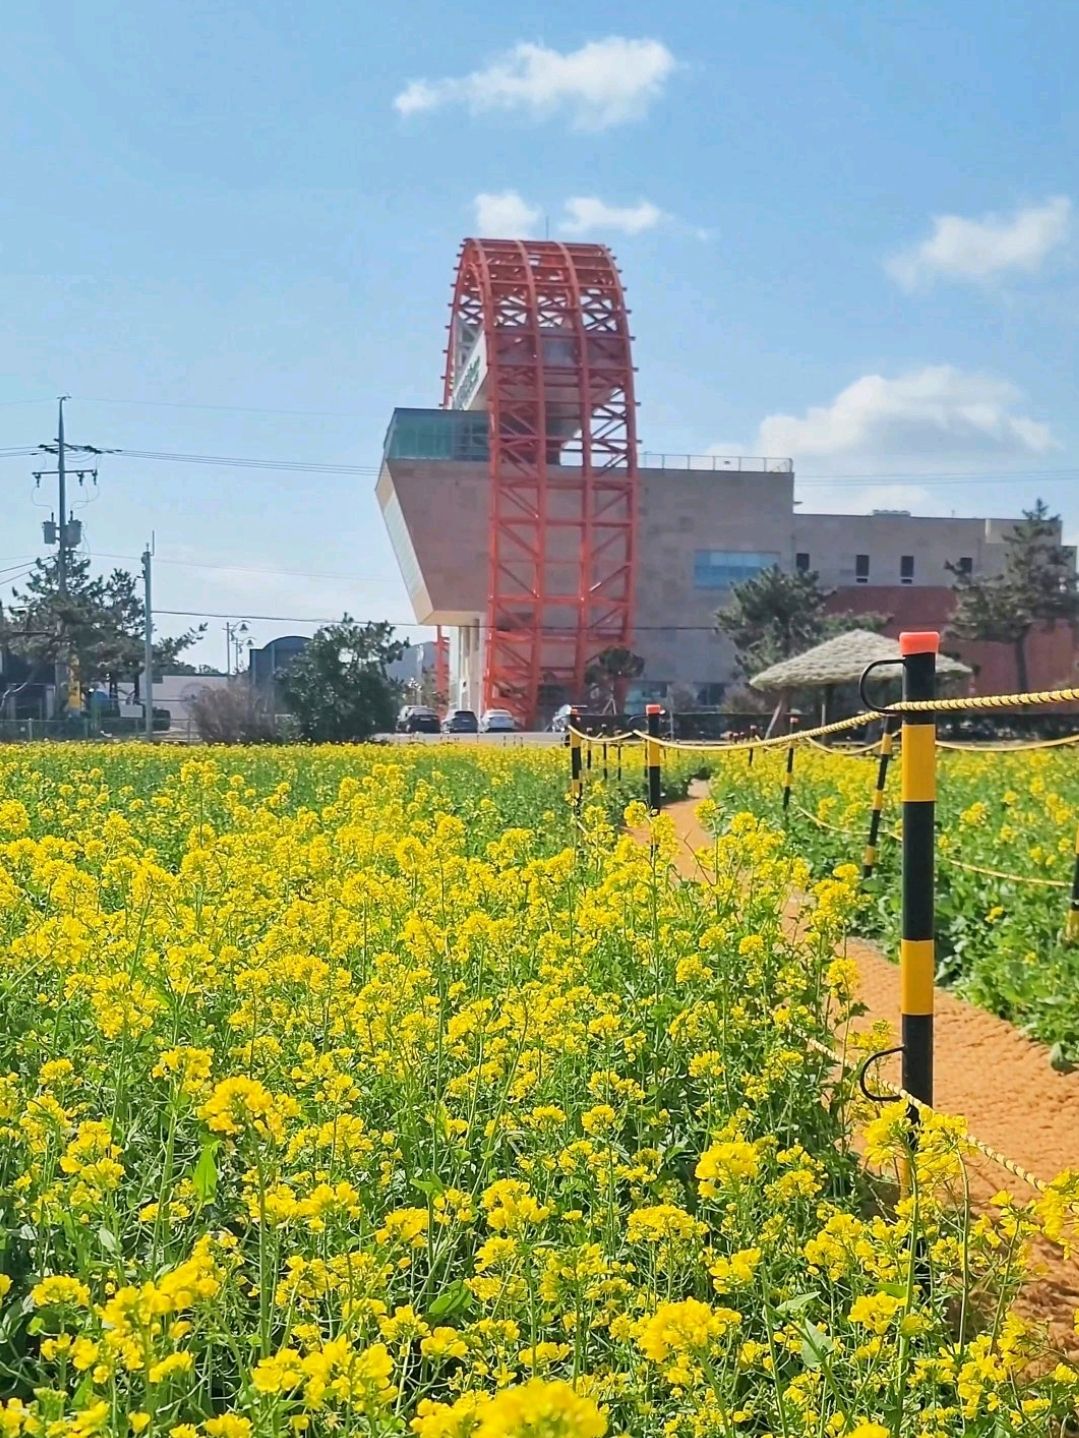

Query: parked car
[480,708,517,733]
[442,708,479,734]
[397,705,440,734]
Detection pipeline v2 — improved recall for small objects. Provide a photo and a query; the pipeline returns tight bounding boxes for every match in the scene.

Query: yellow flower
[695,1139,761,1195]
[475,1379,605,1438]
[204,1419,252,1438]
[637,1299,742,1362]
[148,1350,194,1385]
[626,1203,706,1246]
[849,1292,904,1335]
[420,1327,469,1362]
[30,1274,90,1308]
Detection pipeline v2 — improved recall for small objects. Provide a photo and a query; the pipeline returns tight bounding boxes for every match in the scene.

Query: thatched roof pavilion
[750,630,970,732]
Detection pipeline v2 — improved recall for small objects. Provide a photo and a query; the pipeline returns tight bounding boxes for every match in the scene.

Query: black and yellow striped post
[1067,826,1079,941]
[645,704,663,812]
[862,718,896,882]
[747,724,758,768]
[899,632,938,1115]
[616,740,623,783]
[601,739,609,784]
[782,717,798,816]
[585,729,593,776]
[569,709,583,811]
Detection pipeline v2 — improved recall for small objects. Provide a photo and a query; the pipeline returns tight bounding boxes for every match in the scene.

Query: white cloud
[757,366,1056,467]
[473,190,542,236]
[559,196,664,236]
[888,196,1072,288]
[394,37,676,130]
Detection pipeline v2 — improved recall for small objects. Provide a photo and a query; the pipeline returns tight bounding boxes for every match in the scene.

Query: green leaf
[800,1320,833,1369]
[775,1291,818,1314]
[71,1370,95,1407]
[1050,1041,1075,1073]
[96,1225,119,1256]
[411,1176,445,1199]
[428,1280,472,1322]
[192,1138,219,1203]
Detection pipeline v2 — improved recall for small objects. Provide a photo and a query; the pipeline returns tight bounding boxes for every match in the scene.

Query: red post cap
[645,703,663,715]
[899,631,940,656]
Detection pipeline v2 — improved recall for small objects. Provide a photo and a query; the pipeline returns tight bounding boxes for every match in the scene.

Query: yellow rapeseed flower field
[707,740,1079,1063]
[0,742,1075,1436]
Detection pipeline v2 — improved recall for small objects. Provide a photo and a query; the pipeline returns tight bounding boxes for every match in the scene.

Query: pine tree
[948,500,1078,692]
[1,553,203,692]
[278,617,404,742]
[717,566,885,677]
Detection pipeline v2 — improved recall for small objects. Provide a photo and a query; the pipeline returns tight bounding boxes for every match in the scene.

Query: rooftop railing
[639,452,793,473]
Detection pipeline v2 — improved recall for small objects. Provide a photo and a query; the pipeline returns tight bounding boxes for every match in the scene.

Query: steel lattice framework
[443,239,639,727]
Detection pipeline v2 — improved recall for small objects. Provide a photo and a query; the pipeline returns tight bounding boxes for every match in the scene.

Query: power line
[6,437,1079,488]
[90,550,390,584]
[83,449,1079,489]
[156,606,753,633]
[112,448,378,475]
[76,395,367,419]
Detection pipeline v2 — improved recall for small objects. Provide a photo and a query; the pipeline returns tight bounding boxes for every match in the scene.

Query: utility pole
[34,398,110,718]
[54,397,69,711]
[57,398,68,599]
[142,542,154,741]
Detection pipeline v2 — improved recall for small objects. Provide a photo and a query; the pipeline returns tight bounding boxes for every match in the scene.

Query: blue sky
[1,1,1077,665]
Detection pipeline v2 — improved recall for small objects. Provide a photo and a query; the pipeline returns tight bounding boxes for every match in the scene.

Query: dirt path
[662,792,1079,1352]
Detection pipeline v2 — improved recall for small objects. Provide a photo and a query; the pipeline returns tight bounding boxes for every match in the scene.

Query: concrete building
[379,432,1073,710]
[378,239,1075,720]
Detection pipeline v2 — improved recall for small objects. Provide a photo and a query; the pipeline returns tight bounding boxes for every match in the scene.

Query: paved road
[376,731,565,747]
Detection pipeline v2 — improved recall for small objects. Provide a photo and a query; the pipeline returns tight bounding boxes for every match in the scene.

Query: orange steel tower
[443,239,639,728]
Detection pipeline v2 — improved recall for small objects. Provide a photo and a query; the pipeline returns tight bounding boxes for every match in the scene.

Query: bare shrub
[186,683,279,744]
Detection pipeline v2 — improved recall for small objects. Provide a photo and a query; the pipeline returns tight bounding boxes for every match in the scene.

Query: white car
[480,708,517,733]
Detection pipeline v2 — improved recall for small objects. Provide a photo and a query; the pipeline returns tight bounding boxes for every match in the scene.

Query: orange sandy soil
[660,790,1079,1355]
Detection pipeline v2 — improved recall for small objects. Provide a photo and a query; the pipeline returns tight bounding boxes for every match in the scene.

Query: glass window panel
[693,550,780,589]
[384,408,489,462]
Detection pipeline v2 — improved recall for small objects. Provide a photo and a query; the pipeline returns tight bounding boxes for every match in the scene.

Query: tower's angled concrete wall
[377,459,488,622]
[376,456,1073,704]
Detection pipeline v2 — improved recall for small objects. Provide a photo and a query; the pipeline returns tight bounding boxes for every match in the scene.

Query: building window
[958,556,973,575]
[855,554,870,584]
[795,551,810,573]
[900,554,914,585]
[693,550,780,589]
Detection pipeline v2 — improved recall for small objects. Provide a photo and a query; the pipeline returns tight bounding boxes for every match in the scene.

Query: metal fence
[639,452,793,474]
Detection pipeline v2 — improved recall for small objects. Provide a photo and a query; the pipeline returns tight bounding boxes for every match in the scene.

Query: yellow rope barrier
[890,683,1079,714]
[804,1036,1049,1193]
[936,853,1069,889]
[626,710,877,753]
[936,731,1079,753]
[804,735,881,756]
[571,682,1079,761]
[789,799,872,841]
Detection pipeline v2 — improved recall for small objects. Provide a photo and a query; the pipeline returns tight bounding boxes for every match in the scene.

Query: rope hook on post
[857,1046,907,1104]
[862,718,896,882]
